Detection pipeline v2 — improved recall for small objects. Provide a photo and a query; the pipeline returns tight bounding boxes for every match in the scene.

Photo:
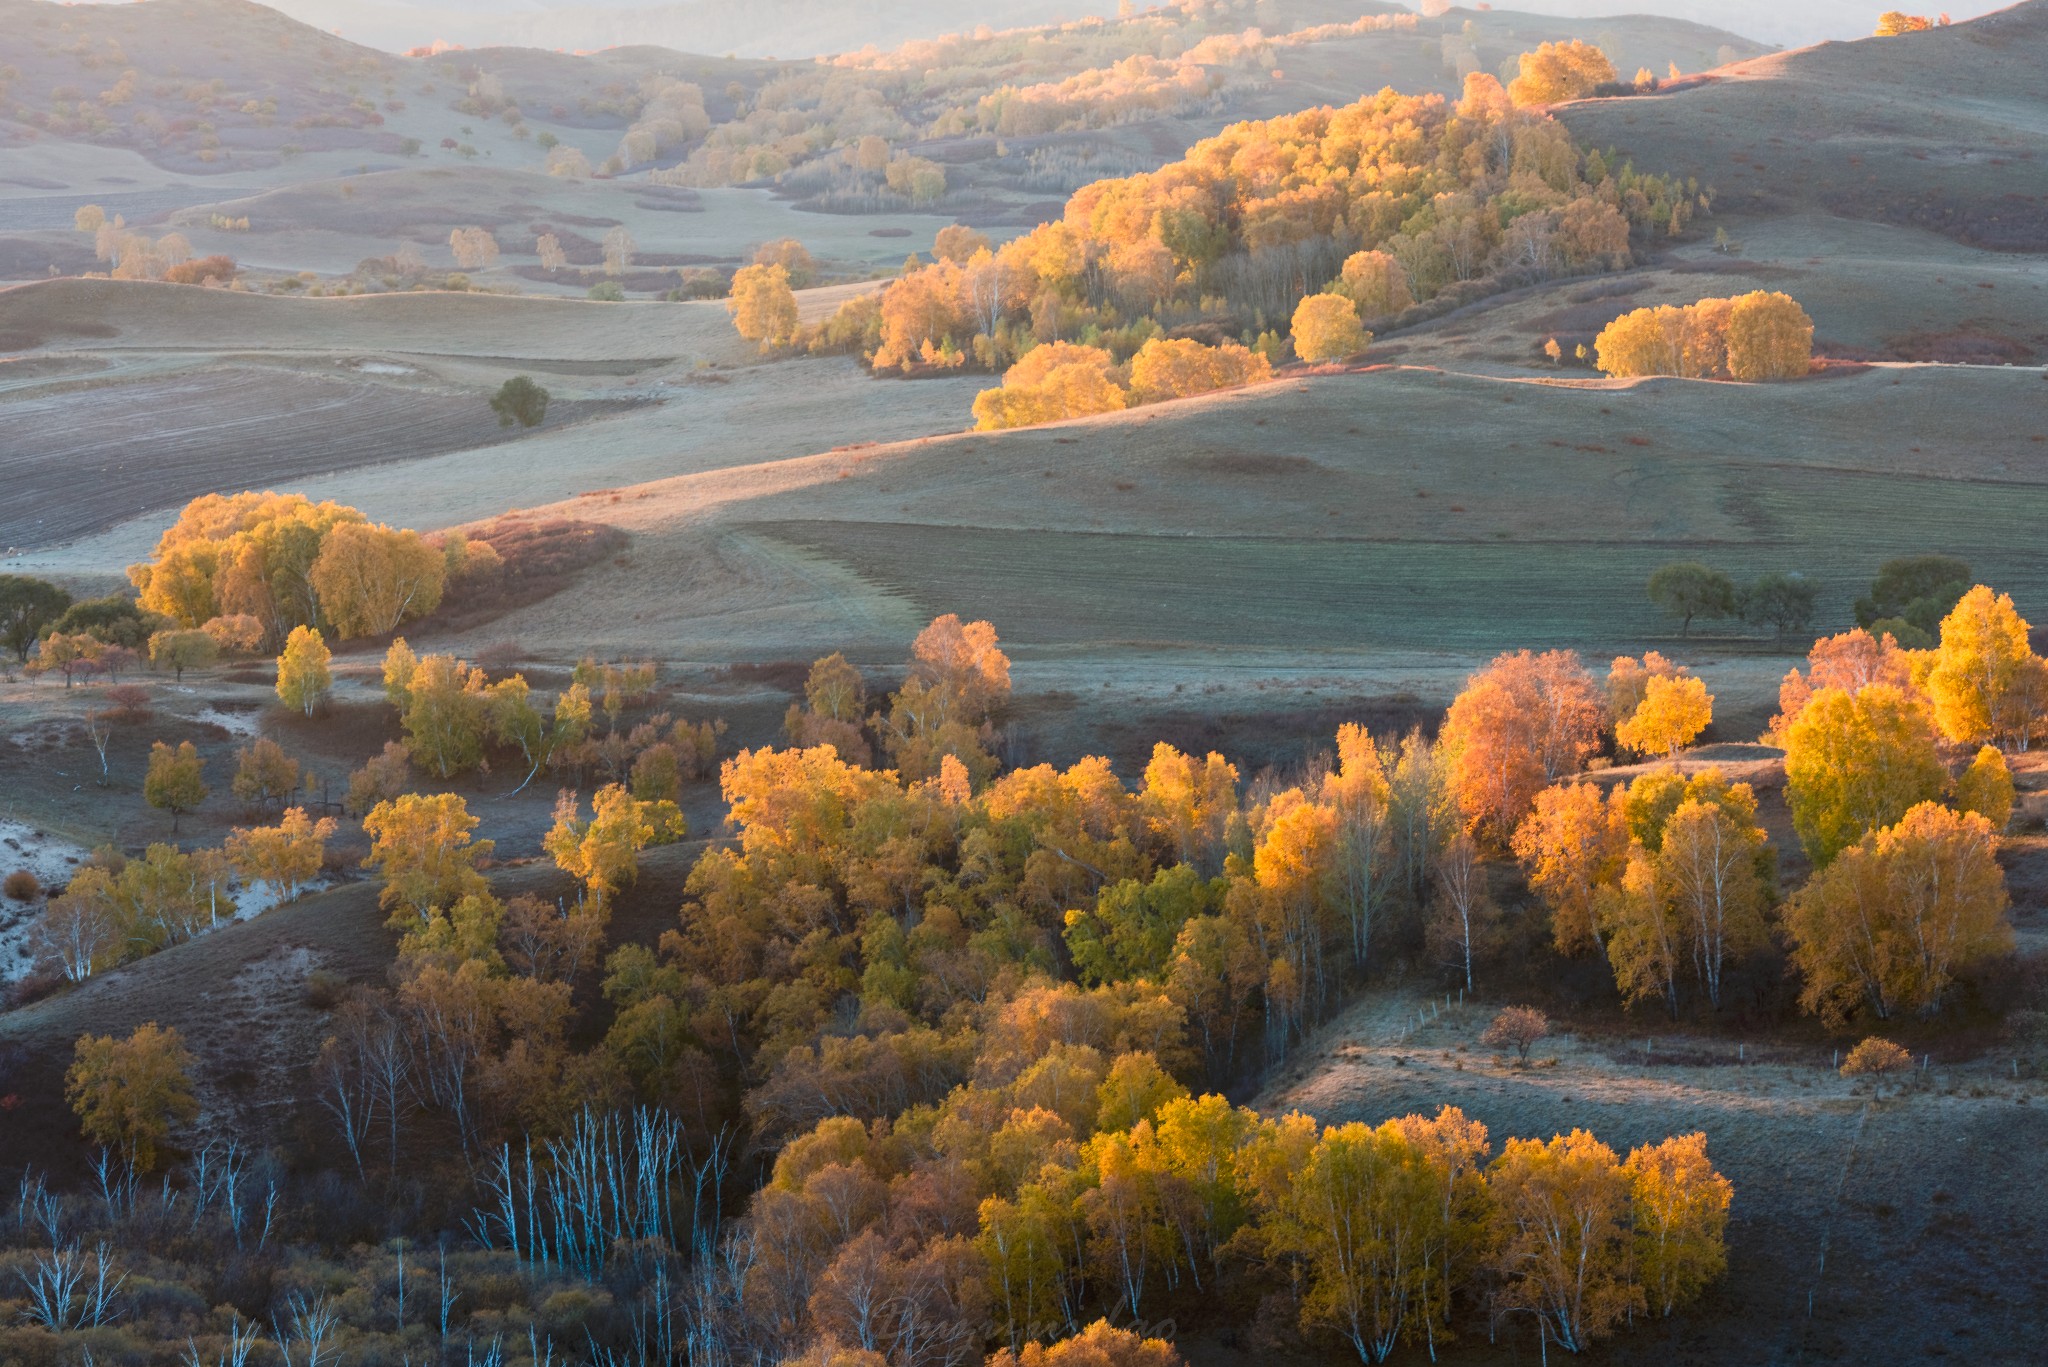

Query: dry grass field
[443,362,2048,671]
[0,366,646,548]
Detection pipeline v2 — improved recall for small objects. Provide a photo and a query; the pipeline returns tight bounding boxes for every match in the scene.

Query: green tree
[67,1022,198,1171]
[490,376,550,428]
[1855,555,1970,639]
[1739,571,1818,645]
[1647,561,1736,638]
[144,740,208,832]
[0,574,72,661]
[148,627,218,681]
[276,625,332,717]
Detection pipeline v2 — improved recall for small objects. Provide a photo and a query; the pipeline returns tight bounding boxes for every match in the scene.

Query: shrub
[588,280,625,302]
[1482,1005,1551,1064]
[103,683,154,721]
[3,870,39,901]
[1841,1037,1914,1095]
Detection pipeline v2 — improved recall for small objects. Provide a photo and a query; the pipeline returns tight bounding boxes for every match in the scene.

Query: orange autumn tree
[1513,781,1629,955]
[1770,627,1919,742]
[1441,650,1607,850]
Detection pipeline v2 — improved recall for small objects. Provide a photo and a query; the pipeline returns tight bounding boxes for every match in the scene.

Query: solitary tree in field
[727,262,800,351]
[67,1021,198,1172]
[276,625,333,717]
[144,740,208,832]
[231,737,301,813]
[490,376,550,428]
[448,226,500,270]
[1874,12,1942,35]
[1291,293,1370,363]
[1647,562,1735,638]
[602,225,636,276]
[535,232,567,272]
[0,574,71,662]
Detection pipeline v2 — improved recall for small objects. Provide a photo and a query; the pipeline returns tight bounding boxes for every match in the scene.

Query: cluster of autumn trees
[756,76,1696,422]
[36,781,336,983]
[283,613,1733,1362]
[1594,292,1815,381]
[127,492,502,652]
[722,1083,1726,1364]
[1512,586,2034,1026]
[72,204,237,285]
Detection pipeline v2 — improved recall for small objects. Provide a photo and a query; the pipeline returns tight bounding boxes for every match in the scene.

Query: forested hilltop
[723,64,1704,426]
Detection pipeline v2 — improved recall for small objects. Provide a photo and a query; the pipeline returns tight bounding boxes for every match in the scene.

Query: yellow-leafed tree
[1507,41,1617,106]
[1724,291,1814,381]
[1487,1129,1642,1351]
[727,262,800,351]
[1782,684,1946,866]
[1623,1132,1731,1317]
[309,522,446,639]
[67,1022,198,1172]
[1786,801,2011,1025]
[1291,293,1370,363]
[276,624,332,717]
[1513,781,1629,956]
[1616,673,1713,758]
[1927,585,2046,751]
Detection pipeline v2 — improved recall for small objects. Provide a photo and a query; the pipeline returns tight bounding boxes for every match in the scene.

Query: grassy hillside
[438,361,2048,667]
[1559,0,2048,251]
